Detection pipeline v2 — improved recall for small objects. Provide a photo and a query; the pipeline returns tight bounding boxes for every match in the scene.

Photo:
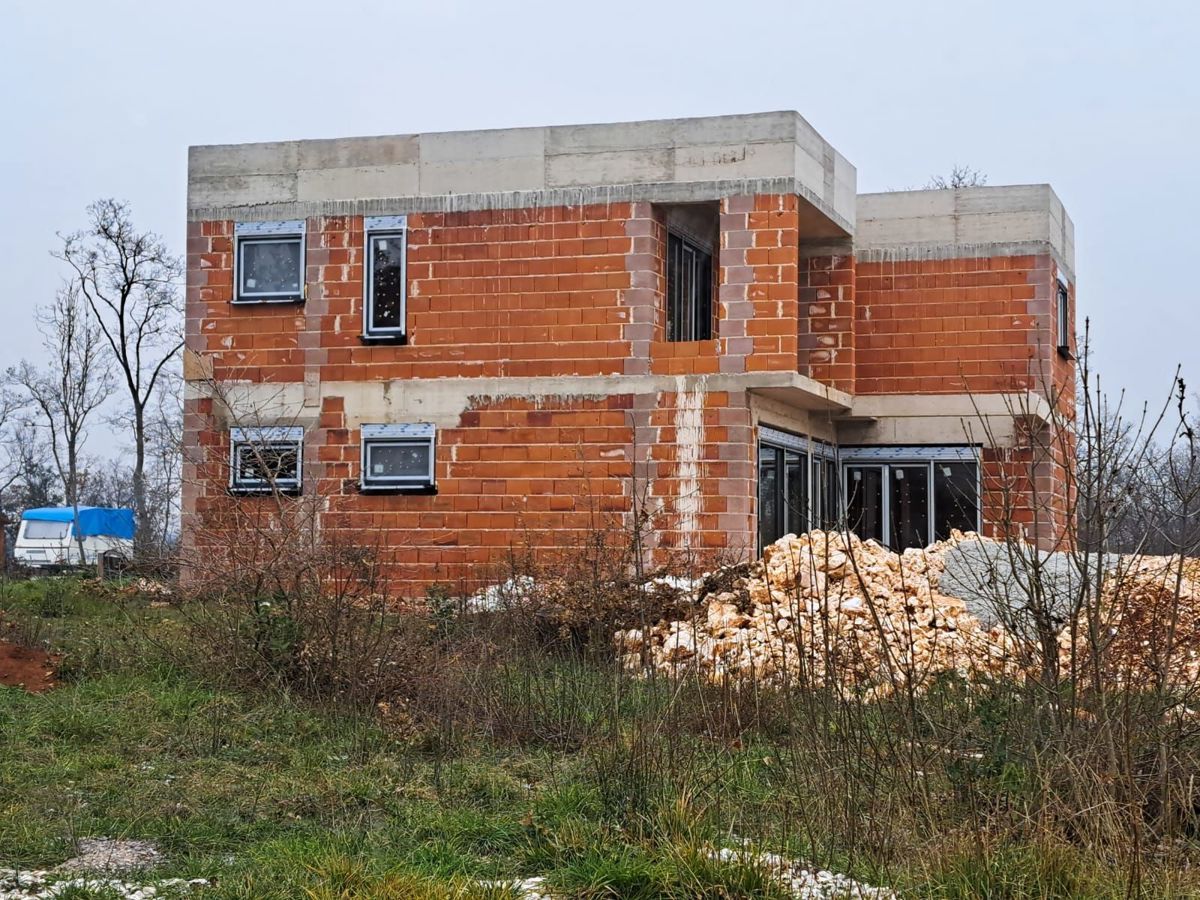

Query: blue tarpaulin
[21,507,135,540]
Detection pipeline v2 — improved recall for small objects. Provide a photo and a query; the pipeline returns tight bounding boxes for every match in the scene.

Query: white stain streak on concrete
[673,375,706,552]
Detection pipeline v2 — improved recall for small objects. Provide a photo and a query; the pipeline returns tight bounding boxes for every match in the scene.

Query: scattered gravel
[710,845,899,899]
[56,839,162,875]
[477,875,552,898]
[476,847,897,899]
[939,541,1118,626]
[0,869,207,899]
[1,840,207,899]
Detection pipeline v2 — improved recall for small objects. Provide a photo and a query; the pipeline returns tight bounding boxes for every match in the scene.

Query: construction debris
[710,842,898,899]
[616,529,1013,696]
[616,530,1200,695]
[0,869,207,900]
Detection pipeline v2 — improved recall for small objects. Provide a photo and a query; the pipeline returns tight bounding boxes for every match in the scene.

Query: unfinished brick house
[182,111,1076,591]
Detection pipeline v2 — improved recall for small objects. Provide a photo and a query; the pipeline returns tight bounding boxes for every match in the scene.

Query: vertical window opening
[758,447,781,550]
[363,215,408,340]
[889,465,930,552]
[933,461,979,540]
[1056,278,1071,357]
[660,202,717,342]
[846,465,885,544]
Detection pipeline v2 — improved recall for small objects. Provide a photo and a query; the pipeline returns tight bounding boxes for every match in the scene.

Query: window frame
[359,423,436,493]
[757,426,838,551]
[229,426,304,494]
[1056,276,1071,358]
[666,229,714,343]
[21,519,72,541]
[233,220,306,305]
[839,446,981,550]
[362,215,408,341]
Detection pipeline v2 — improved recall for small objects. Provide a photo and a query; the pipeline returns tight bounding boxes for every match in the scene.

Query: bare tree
[0,387,26,563]
[0,420,62,561]
[57,199,183,555]
[924,164,988,189]
[9,285,113,506]
[0,386,24,500]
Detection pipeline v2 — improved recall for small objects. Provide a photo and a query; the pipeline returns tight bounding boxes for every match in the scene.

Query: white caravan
[12,507,135,569]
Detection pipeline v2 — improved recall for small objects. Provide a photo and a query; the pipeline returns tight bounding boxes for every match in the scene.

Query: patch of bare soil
[0,638,57,693]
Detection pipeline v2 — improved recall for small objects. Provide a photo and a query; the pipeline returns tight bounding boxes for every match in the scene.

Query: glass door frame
[839,447,982,550]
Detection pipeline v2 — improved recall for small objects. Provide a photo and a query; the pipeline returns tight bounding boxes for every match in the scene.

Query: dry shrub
[174,495,436,710]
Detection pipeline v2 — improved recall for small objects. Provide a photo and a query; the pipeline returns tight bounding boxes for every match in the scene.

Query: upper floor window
[234,221,305,304]
[229,426,304,494]
[360,423,435,492]
[667,232,714,342]
[1056,277,1071,357]
[363,215,408,341]
[661,202,718,342]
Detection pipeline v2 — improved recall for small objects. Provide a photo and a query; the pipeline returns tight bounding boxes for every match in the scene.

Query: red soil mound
[0,638,57,692]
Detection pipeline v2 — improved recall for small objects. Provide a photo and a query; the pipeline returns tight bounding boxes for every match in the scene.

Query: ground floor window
[843,449,979,551]
[359,423,436,492]
[229,426,304,494]
[757,427,838,550]
[758,433,980,553]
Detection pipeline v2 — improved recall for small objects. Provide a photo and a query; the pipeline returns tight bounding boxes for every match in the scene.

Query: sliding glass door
[758,432,980,555]
[842,454,979,551]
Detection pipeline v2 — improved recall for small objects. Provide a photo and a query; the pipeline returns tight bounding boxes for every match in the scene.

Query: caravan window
[23,520,70,540]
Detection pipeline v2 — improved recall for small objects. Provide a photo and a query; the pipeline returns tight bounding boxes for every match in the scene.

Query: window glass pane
[812,458,840,530]
[889,465,930,551]
[934,461,979,540]
[241,239,302,296]
[370,234,405,330]
[824,459,840,529]
[236,443,299,485]
[666,232,713,342]
[758,446,780,550]
[696,251,712,341]
[845,465,884,543]
[785,449,808,536]
[23,520,70,540]
[1057,286,1070,348]
[368,442,431,480]
[667,235,681,342]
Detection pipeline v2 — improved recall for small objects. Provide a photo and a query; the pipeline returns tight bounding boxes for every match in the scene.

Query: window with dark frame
[1056,279,1071,356]
[360,423,436,492]
[229,426,303,494]
[757,429,839,551]
[845,465,885,544]
[234,221,305,304]
[933,461,979,541]
[363,215,408,340]
[840,450,981,552]
[666,231,714,342]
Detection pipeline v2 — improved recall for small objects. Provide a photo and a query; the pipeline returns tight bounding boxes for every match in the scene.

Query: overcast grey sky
[1,0,1196,449]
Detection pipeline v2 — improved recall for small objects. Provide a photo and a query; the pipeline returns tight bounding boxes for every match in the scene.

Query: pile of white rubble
[616,530,1019,696]
[0,869,207,900]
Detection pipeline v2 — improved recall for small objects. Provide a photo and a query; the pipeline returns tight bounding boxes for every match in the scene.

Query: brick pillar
[799,244,856,393]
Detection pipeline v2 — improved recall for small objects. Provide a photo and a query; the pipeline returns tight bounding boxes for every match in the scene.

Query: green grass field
[1,576,1196,899]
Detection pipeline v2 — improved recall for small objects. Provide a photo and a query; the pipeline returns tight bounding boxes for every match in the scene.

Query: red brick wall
[183,195,1078,580]
[186,197,810,385]
[181,387,758,594]
[854,254,1058,395]
[982,423,1072,551]
[799,251,855,392]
